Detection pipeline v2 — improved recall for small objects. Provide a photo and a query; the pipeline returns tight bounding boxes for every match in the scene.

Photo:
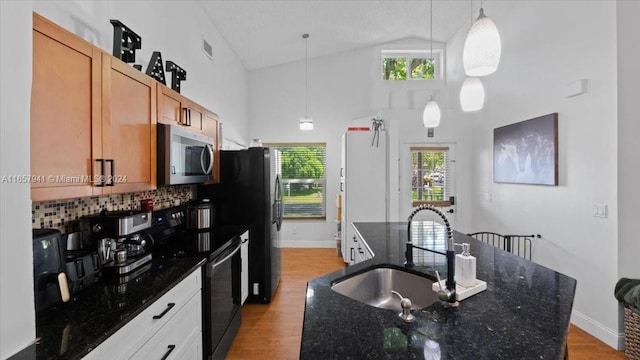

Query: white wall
[248,38,473,246]
[461,1,620,348]
[32,0,249,146]
[0,2,35,358]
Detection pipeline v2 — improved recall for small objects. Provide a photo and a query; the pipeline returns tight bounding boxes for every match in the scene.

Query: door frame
[400,142,457,228]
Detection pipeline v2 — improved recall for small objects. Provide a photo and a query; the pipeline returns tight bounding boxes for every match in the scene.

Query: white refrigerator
[340,130,389,264]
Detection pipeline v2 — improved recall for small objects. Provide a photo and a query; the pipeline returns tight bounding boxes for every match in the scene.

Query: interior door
[401,143,457,229]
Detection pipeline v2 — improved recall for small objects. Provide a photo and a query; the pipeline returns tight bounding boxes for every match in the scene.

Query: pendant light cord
[303,33,309,118]
[430,0,433,64]
[430,0,434,100]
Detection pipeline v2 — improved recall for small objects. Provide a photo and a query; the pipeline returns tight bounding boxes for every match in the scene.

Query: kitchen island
[301,222,577,359]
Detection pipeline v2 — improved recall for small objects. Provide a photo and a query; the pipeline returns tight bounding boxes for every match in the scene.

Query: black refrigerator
[198,147,282,303]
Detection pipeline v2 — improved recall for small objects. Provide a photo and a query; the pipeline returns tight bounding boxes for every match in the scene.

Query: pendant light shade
[463,7,502,77]
[299,116,313,130]
[423,99,441,128]
[460,76,485,112]
[299,33,313,131]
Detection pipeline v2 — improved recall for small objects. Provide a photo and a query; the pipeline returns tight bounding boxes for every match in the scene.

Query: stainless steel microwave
[158,124,215,185]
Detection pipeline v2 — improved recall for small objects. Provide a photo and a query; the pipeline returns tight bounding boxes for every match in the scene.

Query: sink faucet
[405,204,458,307]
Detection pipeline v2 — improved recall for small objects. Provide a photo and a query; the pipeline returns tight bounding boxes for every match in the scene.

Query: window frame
[263,142,327,220]
[381,49,442,81]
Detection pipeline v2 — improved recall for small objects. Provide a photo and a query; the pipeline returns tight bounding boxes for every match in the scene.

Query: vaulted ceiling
[198,0,481,70]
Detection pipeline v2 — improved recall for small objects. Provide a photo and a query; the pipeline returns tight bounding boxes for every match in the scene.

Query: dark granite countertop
[301,222,577,360]
[9,224,249,360]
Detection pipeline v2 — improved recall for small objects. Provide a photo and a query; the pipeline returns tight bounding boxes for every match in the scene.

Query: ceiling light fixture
[459,76,485,111]
[299,33,313,131]
[462,0,502,77]
[460,0,486,112]
[422,0,441,128]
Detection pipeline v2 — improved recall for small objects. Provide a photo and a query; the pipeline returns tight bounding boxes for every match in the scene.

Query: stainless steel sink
[331,266,438,310]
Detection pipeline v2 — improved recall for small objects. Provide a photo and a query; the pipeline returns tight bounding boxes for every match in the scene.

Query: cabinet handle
[188,109,192,126]
[152,302,176,319]
[95,159,105,187]
[352,235,357,243]
[340,183,343,192]
[160,345,176,360]
[358,247,364,254]
[350,248,354,262]
[105,159,114,186]
[181,107,189,126]
[340,168,344,177]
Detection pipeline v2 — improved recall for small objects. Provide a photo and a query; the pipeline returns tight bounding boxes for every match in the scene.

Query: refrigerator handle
[274,174,283,231]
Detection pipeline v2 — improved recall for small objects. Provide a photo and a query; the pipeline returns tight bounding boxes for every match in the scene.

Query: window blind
[265,143,326,219]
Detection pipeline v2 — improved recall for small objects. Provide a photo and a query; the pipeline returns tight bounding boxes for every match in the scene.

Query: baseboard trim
[279,240,336,248]
[571,310,624,350]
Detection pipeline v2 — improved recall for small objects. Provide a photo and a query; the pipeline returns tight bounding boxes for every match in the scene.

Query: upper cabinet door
[102,55,157,194]
[158,85,204,133]
[31,13,103,201]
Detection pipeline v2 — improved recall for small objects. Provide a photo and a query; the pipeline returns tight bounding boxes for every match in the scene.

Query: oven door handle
[210,242,241,270]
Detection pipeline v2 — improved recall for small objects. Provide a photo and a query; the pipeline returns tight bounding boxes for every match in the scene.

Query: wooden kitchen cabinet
[158,84,204,132]
[31,13,156,201]
[101,55,157,194]
[31,13,102,201]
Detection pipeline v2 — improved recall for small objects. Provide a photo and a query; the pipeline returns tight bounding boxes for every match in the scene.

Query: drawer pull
[160,344,176,360]
[153,303,176,320]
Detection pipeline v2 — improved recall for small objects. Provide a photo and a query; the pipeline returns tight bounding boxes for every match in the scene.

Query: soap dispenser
[455,243,477,288]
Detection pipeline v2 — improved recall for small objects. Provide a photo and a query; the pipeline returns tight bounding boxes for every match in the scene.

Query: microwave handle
[205,144,214,174]
[200,144,214,175]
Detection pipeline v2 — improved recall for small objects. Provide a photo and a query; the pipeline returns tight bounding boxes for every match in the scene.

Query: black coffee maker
[32,229,70,312]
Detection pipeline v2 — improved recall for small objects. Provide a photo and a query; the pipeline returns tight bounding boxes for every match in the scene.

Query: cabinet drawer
[131,292,202,360]
[93,269,201,359]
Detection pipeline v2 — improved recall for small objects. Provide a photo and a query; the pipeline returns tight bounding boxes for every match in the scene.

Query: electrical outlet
[253,283,259,295]
[592,203,608,218]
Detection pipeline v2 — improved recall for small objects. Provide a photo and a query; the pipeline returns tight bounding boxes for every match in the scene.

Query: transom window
[410,146,453,207]
[264,143,326,219]
[382,50,440,80]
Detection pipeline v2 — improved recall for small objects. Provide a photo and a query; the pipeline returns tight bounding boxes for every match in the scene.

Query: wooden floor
[226,248,626,360]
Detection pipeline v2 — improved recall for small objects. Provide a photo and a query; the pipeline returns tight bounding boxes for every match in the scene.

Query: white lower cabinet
[131,293,202,360]
[351,225,373,265]
[84,268,202,359]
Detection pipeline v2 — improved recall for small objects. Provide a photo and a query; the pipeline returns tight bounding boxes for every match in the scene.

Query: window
[382,50,440,80]
[265,143,326,219]
[410,146,453,207]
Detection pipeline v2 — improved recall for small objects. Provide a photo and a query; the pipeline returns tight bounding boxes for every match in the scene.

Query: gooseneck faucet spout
[405,204,458,307]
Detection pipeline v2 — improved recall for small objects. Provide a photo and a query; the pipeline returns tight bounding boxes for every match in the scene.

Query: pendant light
[462,0,502,77]
[460,0,486,112]
[459,76,485,111]
[299,33,313,131]
[422,0,441,128]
